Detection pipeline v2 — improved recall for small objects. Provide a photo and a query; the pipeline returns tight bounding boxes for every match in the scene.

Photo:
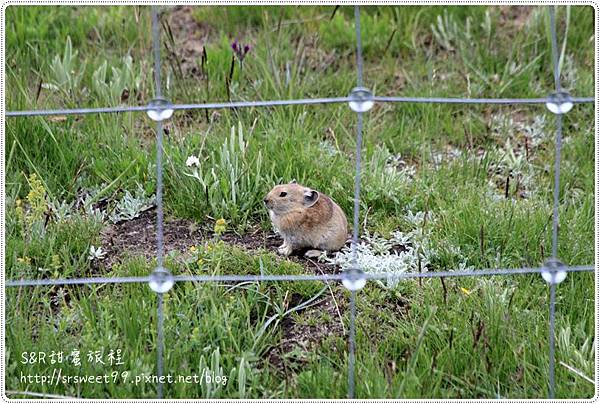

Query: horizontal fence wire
[5,265,594,288]
[373,96,594,104]
[5,96,595,117]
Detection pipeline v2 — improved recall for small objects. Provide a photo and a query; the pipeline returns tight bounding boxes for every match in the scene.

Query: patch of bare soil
[165,6,212,78]
[98,208,418,372]
[100,208,342,274]
[301,35,340,73]
[497,6,533,30]
[266,294,346,372]
[220,231,343,276]
[99,208,351,369]
[100,208,206,270]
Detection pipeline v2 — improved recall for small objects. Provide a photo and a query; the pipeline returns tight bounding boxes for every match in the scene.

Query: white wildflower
[186,155,200,167]
[88,245,106,261]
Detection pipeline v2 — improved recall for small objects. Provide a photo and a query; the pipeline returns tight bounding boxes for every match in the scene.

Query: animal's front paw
[304,249,324,258]
[277,243,293,256]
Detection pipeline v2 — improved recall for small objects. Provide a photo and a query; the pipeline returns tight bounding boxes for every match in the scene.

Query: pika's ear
[303,189,319,207]
[290,179,297,184]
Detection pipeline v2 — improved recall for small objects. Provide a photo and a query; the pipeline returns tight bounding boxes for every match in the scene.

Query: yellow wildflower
[15,204,25,223]
[51,255,61,270]
[191,327,200,340]
[459,287,472,296]
[214,218,226,235]
[26,174,46,220]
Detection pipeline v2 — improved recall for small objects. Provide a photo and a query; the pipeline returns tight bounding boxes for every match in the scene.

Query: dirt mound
[99,208,348,370]
[100,208,205,269]
[100,208,341,275]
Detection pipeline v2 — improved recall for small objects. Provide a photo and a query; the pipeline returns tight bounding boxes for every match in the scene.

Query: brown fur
[264,183,348,255]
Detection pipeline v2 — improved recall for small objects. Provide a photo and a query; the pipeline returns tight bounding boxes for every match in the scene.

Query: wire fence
[5,5,595,399]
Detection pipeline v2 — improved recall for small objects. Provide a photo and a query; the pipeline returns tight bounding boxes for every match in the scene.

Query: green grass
[5,5,595,399]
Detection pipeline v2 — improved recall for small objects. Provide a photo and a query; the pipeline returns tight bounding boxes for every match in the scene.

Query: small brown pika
[264,181,348,256]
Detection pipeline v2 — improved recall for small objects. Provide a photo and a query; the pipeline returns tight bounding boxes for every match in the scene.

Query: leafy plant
[48,36,86,100]
[185,122,271,224]
[109,184,155,223]
[430,10,465,51]
[91,55,142,104]
[49,199,73,223]
[557,325,594,384]
[362,146,414,206]
[196,348,234,398]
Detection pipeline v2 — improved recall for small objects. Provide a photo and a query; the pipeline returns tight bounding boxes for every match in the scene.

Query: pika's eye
[279,191,287,197]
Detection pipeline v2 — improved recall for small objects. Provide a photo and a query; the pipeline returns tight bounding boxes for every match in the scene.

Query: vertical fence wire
[548,282,557,398]
[156,292,165,398]
[549,5,563,261]
[347,5,366,399]
[350,5,365,258]
[548,5,562,399]
[151,6,166,399]
[151,7,165,268]
[348,290,357,398]
[549,6,561,93]
[353,6,364,88]
[152,8,163,99]
[551,113,563,261]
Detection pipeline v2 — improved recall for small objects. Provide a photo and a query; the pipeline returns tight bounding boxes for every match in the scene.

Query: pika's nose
[263,198,269,205]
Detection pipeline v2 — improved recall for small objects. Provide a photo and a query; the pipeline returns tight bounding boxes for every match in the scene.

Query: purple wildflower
[231,39,251,62]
